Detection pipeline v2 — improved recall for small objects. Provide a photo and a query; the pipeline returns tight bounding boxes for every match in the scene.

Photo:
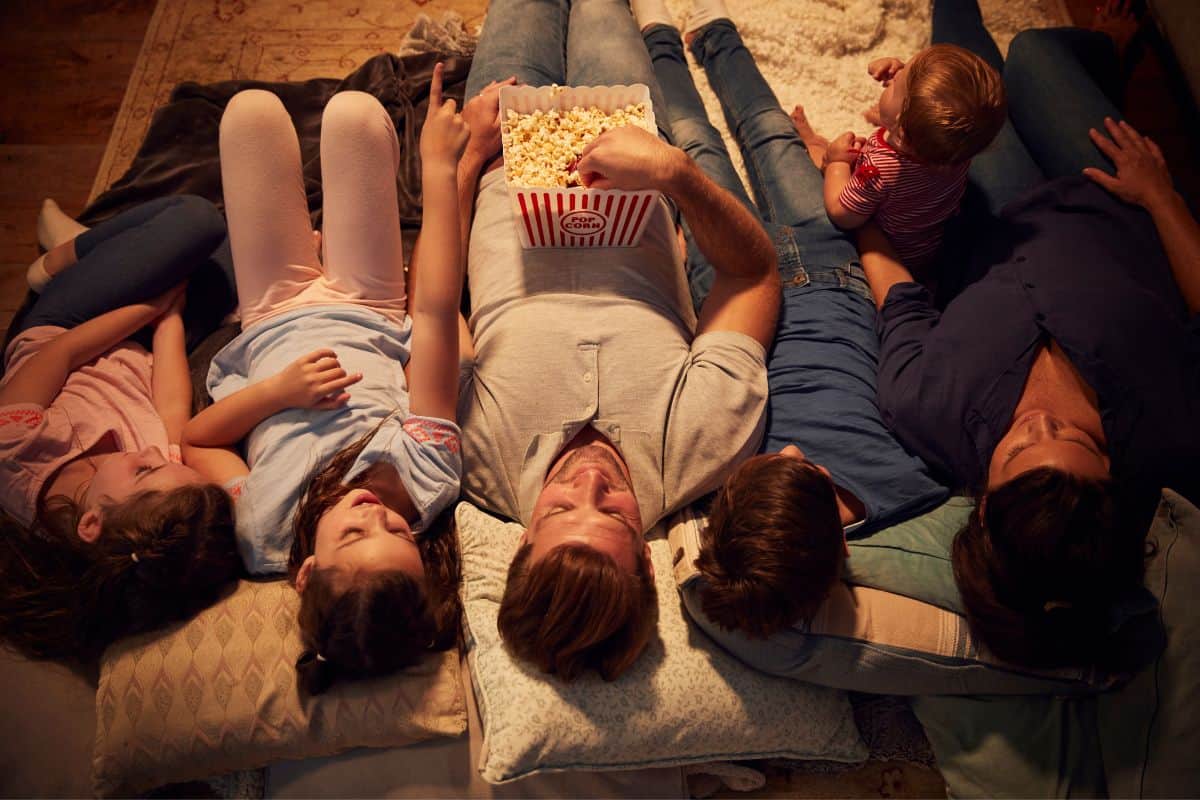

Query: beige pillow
[93,579,466,797]
[457,502,867,784]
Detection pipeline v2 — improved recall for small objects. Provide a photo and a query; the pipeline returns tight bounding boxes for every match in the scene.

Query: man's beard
[547,444,631,491]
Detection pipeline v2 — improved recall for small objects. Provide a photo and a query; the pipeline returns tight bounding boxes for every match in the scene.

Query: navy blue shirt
[876,177,1200,494]
[763,252,947,536]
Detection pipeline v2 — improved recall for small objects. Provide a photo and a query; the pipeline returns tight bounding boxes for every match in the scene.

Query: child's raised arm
[151,287,192,444]
[0,285,182,409]
[821,132,871,230]
[405,62,470,422]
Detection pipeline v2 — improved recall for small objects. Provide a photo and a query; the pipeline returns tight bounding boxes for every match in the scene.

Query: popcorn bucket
[499,84,661,249]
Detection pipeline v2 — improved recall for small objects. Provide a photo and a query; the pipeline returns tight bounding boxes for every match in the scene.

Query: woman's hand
[1083,117,1175,210]
[462,75,517,167]
[823,131,866,169]
[576,125,686,192]
[267,349,362,410]
[420,62,470,171]
[868,57,904,85]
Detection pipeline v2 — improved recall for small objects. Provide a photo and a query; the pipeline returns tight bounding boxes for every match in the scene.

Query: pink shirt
[838,128,969,267]
[0,326,170,527]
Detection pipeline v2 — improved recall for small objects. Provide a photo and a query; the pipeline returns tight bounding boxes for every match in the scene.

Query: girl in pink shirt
[0,196,240,660]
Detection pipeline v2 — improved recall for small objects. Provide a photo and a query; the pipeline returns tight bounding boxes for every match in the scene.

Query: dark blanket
[6,51,470,397]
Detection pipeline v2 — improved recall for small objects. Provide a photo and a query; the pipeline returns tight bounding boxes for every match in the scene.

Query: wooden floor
[0,0,157,335]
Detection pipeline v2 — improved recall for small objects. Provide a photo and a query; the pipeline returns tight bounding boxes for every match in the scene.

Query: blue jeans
[17,195,235,351]
[466,0,668,136]
[644,20,865,309]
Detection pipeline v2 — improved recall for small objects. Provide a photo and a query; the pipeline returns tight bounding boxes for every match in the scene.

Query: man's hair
[0,484,240,661]
[289,432,461,697]
[900,43,1007,165]
[498,541,657,681]
[953,467,1149,670]
[695,454,843,639]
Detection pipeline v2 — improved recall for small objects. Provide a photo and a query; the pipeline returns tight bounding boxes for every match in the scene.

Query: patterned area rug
[97,1,1068,797]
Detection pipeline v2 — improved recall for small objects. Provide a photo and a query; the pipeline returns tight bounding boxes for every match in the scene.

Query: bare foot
[1092,0,1139,61]
[790,104,828,168]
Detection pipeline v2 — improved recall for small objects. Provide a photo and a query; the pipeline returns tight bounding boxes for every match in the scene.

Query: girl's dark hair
[0,484,240,661]
[289,430,461,697]
[952,467,1150,670]
[696,454,843,638]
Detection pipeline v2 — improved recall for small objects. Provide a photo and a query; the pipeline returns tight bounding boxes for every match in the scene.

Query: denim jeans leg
[687,21,827,230]
[20,195,228,334]
[1004,28,1124,179]
[566,0,669,135]
[643,23,758,308]
[466,0,569,96]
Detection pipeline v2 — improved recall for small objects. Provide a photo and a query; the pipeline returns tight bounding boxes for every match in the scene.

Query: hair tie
[130,552,140,564]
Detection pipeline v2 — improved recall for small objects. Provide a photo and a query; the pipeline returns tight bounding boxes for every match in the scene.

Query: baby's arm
[151,288,191,444]
[0,285,181,409]
[822,132,871,230]
[406,63,469,421]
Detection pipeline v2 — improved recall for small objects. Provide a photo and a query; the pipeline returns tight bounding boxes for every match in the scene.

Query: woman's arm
[0,286,181,408]
[857,222,916,309]
[1084,117,1200,314]
[151,290,192,444]
[182,348,361,447]
[406,63,470,421]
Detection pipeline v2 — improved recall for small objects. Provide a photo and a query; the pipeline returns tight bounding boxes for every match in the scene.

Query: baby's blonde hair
[900,43,1007,165]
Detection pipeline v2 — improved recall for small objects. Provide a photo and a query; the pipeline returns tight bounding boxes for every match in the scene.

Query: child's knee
[220,89,289,138]
[321,91,388,136]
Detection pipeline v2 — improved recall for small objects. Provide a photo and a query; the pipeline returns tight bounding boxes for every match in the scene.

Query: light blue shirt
[208,305,462,574]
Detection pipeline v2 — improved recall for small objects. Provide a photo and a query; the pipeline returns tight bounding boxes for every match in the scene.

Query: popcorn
[501,100,655,188]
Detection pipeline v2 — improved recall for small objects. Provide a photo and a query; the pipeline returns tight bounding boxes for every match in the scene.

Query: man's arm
[0,287,181,409]
[1084,118,1200,314]
[576,126,779,348]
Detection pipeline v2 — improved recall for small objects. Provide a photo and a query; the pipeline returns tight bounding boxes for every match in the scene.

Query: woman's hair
[0,484,239,661]
[901,43,1007,165]
[695,454,843,639]
[289,431,461,697]
[952,467,1150,670]
[498,541,657,682]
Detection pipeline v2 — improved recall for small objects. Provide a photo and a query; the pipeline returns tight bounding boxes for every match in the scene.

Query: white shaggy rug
[659,0,1068,185]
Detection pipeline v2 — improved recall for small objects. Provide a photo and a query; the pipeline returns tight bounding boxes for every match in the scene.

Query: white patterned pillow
[456,502,867,784]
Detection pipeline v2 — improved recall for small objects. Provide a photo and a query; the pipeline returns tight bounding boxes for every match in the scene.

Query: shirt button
[583,372,593,383]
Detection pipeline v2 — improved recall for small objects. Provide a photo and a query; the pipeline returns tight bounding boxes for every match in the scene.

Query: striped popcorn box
[499,84,662,249]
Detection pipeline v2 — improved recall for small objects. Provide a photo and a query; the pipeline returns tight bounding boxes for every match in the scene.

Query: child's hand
[823,132,866,169]
[146,282,187,323]
[462,75,517,167]
[268,349,363,410]
[868,57,904,85]
[420,62,470,170]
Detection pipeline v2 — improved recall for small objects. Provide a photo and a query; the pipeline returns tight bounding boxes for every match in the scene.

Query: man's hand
[420,62,470,171]
[575,126,686,192]
[267,349,362,410]
[1084,117,1175,210]
[823,131,866,169]
[868,57,904,85]
[462,76,517,167]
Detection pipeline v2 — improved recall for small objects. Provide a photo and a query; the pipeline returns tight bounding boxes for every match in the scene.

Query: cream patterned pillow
[93,579,466,797]
[456,502,868,784]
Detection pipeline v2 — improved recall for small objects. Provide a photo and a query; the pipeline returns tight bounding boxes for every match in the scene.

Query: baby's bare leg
[790,104,828,170]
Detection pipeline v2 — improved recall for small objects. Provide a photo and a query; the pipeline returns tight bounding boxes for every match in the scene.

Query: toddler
[793,45,1007,268]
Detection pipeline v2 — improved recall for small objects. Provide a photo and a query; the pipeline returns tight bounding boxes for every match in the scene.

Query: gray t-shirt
[459,170,768,531]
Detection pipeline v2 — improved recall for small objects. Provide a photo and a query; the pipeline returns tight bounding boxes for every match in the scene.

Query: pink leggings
[219,90,407,329]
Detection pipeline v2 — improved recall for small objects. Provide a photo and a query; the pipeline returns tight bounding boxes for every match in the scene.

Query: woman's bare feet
[36,198,88,251]
[790,104,829,169]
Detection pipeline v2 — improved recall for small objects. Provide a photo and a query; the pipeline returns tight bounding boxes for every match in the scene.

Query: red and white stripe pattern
[838,128,969,267]
[511,188,660,249]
